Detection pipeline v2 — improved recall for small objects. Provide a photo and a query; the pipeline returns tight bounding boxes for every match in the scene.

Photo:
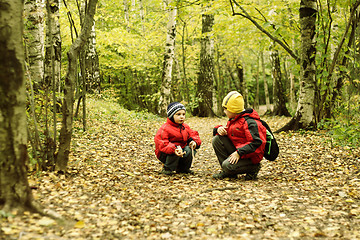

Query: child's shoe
[161,167,174,175]
[176,169,195,174]
[244,164,261,180]
[212,171,237,179]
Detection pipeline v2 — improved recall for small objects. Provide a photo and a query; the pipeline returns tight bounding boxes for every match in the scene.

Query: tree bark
[270,49,291,117]
[260,51,271,113]
[236,63,247,108]
[276,0,317,132]
[196,13,215,117]
[44,0,61,91]
[85,23,100,93]
[0,0,39,213]
[158,1,177,116]
[24,0,45,90]
[123,0,131,32]
[324,1,360,119]
[254,58,260,110]
[55,0,98,172]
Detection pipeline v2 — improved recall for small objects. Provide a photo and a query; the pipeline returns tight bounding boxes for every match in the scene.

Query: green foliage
[319,119,360,148]
[318,95,360,148]
[0,210,14,218]
[57,0,359,121]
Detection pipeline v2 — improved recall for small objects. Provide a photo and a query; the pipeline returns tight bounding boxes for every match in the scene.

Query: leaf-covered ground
[1,96,360,240]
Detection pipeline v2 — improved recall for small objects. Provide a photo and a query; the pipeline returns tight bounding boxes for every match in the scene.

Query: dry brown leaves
[1,99,359,240]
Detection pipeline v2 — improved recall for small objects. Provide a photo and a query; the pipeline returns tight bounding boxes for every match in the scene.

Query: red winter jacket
[214,109,267,164]
[154,118,201,159]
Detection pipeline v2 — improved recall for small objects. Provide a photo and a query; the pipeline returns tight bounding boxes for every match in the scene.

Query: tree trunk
[179,17,190,103]
[24,0,45,90]
[277,0,317,132]
[44,0,61,91]
[139,0,145,33]
[123,0,130,32]
[289,71,296,111]
[158,1,177,116]
[83,4,100,94]
[55,0,98,172]
[214,44,223,115]
[260,51,271,113]
[354,7,360,91]
[0,0,40,213]
[270,49,291,117]
[324,1,360,119]
[254,58,260,110]
[236,63,248,108]
[196,13,215,117]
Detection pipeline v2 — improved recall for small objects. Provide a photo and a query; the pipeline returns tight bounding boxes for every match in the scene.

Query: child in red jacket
[154,102,201,175]
[212,91,267,180]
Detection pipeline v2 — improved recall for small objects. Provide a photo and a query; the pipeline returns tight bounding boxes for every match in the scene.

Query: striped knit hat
[167,102,186,119]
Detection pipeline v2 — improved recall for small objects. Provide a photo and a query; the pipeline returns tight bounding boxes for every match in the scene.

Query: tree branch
[328,0,360,77]
[230,0,300,63]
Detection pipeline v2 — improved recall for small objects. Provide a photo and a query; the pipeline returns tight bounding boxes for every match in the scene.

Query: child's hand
[189,141,196,149]
[175,146,185,157]
[228,151,240,164]
[217,126,228,136]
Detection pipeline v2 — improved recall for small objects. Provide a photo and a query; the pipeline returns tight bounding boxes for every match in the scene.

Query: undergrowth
[318,95,360,148]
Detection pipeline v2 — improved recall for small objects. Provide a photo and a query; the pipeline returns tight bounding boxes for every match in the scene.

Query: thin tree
[55,0,98,172]
[260,51,271,113]
[270,49,291,116]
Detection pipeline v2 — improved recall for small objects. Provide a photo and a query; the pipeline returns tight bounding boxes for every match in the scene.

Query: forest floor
[1,95,360,240]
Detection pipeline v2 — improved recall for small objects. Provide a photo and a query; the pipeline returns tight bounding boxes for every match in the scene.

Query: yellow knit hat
[222,91,245,113]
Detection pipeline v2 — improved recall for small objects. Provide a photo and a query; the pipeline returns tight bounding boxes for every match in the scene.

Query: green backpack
[260,119,279,161]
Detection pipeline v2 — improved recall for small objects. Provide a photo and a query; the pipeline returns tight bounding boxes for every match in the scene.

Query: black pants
[159,146,195,172]
[212,135,260,175]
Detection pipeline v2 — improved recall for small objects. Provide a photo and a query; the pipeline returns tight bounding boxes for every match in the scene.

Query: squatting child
[154,102,201,175]
[212,91,267,180]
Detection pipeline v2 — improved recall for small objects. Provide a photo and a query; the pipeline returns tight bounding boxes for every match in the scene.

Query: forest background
[21,0,359,171]
[0,0,360,238]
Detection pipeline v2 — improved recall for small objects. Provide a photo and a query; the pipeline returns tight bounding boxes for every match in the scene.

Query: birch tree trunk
[44,0,61,91]
[196,13,215,117]
[55,0,98,172]
[123,0,130,32]
[270,49,291,116]
[0,0,39,213]
[139,0,145,33]
[85,24,100,93]
[24,0,45,90]
[277,0,317,131]
[158,1,177,116]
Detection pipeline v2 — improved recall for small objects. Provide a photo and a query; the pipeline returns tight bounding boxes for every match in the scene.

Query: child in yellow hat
[212,91,267,180]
